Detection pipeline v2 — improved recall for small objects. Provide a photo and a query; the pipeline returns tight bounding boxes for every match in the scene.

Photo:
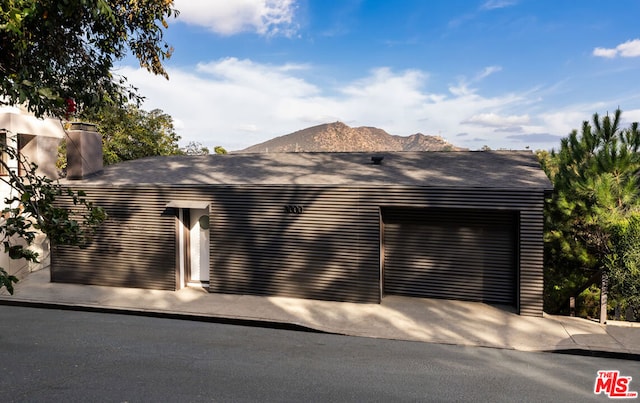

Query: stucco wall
[1,109,64,280]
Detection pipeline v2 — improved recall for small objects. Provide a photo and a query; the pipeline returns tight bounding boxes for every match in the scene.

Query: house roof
[63,151,553,190]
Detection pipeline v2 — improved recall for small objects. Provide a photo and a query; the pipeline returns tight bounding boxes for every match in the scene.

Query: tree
[608,215,640,319]
[183,141,210,156]
[81,104,183,165]
[542,109,640,321]
[1,0,173,294]
[1,144,106,294]
[0,0,177,118]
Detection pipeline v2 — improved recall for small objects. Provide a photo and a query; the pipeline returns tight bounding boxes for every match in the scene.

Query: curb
[0,298,331,335]
[547,348,640,362]
[2,298,638,361]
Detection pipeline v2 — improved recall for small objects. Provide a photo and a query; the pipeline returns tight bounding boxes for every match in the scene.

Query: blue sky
[119,0,640,151]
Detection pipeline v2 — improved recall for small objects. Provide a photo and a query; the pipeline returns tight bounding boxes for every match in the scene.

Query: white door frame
[188,207,210,287]
[176,207,210,289]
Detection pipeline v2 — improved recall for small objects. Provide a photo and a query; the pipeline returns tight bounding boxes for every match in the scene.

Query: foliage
[55,139,67,174]
[183,141,210,156]
[81,103,182,165]
[576,285,601,318]
[214,146,228,155]
[541,109,640,318]
[1,143,106,294]
[607,215,640,319]
[0,0,177,118]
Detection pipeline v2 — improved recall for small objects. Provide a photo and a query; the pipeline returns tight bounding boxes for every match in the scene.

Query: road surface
[0,305,637,402]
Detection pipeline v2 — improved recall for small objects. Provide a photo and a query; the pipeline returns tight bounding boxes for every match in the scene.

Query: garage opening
[381,207,518,306]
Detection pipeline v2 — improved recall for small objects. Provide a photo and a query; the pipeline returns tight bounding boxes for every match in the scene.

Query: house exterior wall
[207,187,381,303]
[0,109,64,179]
[1,109,65,280]
[17,135,62,178]
[51,188,176,289]
[51,184,546,316]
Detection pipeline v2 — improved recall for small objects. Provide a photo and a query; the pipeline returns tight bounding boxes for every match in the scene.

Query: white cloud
[623,108,640,123]
[617,39,640,57]
[174,0,298,36]
[450,1,516,29]
[535,106,640,145]
[593,47,617,58]
[534,102,613,144]
[476,65,502,80]
[236,124,259,132]
[195,57,318,98]
[464,113,530,128]
[481,0,517,10]
[450,65,503,96]
[120,59,582,152]
[593,39,640,58]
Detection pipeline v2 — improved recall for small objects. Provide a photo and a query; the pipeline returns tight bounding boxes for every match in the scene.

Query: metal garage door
[382,207,517,305]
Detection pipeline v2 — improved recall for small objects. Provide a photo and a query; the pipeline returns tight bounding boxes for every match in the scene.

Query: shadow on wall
[52,150,547,314]
[52,187,177,290]
[208,186,380,303]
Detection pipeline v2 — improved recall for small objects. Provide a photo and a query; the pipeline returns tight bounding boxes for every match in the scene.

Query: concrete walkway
[1,267,639,357]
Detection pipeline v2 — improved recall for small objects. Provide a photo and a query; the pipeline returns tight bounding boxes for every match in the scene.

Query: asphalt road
[0,305,638,402]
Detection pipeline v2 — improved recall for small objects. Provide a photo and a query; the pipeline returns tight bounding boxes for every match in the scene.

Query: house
[52,129,552,316]
[0,106,64,179]
[0,107,66,277]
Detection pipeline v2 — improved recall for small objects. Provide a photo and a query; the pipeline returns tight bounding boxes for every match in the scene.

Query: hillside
[238,122,466,153]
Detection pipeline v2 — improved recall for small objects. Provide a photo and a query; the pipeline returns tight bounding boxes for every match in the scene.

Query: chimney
[66,122,103,179]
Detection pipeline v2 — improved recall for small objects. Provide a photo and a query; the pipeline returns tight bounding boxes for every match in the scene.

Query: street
[0,305,638,402]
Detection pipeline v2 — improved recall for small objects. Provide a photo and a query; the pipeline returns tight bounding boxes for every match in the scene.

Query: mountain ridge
[238,122,466,153]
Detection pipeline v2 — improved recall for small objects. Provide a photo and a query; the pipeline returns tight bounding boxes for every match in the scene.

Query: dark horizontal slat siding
[50,185,546,316]
[518,209,544,316]
[52,188,177,290]
[208,187,380,303]
[382,208,517,305]
[362,187,545,316]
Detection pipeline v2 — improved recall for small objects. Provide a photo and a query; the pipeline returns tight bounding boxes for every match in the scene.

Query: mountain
[238,122,466,153]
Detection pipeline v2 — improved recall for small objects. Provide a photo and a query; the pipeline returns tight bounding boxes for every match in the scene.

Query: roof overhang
[165,200,210,209]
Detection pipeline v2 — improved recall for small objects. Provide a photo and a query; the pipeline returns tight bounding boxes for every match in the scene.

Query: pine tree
[543,109,640,321]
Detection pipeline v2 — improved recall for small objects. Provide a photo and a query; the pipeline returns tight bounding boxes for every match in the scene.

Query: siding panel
[208,187,380,303]
[52,188,177,290]
[51,185,546,316]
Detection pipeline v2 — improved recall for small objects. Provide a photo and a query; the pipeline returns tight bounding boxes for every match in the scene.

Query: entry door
[188,208,210,286]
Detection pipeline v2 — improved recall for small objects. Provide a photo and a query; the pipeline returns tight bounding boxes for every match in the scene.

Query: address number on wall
[284,205,304,214]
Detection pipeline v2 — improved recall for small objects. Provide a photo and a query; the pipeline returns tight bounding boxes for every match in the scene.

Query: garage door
[382,207,517,305]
